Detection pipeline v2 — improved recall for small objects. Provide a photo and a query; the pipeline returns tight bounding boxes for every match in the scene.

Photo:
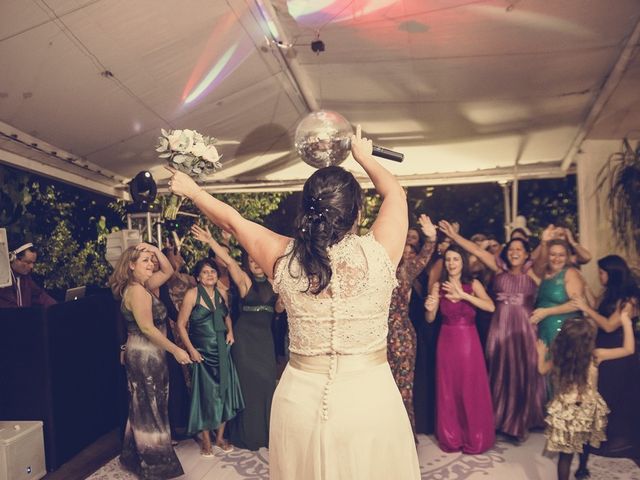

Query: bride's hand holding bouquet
[165,166,204,200]
[156,128,221,219]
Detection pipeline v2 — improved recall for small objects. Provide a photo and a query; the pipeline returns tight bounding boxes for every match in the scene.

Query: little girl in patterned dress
[537,313,635,480]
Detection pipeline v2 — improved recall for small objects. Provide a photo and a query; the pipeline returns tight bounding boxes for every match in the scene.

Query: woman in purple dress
[439,222,546,441]
[425,244,496,454]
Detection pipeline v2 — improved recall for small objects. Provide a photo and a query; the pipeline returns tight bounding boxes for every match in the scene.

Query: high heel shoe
[574,466,590,479]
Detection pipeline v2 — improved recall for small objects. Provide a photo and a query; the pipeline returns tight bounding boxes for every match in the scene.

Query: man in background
[0,242,56,308]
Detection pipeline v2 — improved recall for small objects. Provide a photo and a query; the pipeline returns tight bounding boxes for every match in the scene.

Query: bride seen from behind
[166,125,421,480]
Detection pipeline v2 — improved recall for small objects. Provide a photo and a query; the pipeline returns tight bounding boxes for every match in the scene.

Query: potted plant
[597,138,640,253]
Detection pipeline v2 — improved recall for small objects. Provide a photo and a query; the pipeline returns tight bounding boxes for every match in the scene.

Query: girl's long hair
[550,318,597,395]
[597,255,639,317]
[286,166,362,294]
[108,246,143,299]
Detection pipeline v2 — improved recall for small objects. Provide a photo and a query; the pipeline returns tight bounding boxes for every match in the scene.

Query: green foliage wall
[0,165,125,290]
[0,162,577,290]
[409,176,577,243]
[155,191,288,269]
[0,164,288,289]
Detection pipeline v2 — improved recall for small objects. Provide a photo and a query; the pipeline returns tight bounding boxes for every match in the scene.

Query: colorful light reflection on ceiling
[287,0,399,27]
[181,1,592,106]
[183,44,239,105]
[181,9,255,106]
[181,1,402,106]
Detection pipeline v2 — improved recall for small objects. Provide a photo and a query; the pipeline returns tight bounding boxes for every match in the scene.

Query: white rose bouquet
[156,128,222,219]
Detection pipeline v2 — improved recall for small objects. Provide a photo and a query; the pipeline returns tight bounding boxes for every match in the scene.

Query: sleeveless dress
[536,268,579,346]
[120,295,184,479]
[487,259,545,439]
[387,239,434,430]
[436,284,495,454]
[271,233,420,480]
[410,269,438,435]
[591,320,640,458]
[186,285,244,435]
[545,360,609,453]
[229,277,278,450]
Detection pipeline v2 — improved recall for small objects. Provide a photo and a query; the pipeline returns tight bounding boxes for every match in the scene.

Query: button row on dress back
[321,271,340,422]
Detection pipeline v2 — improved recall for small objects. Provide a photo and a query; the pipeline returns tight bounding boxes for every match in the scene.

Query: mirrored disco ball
[294,110,353,168]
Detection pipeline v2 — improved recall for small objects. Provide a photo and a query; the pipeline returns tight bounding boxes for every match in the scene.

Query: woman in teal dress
[191,224,284,450]
[177,258,244,455]
[531,239,584,346]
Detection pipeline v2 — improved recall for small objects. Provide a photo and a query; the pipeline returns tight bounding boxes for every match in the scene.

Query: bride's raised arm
[166,166,290,279]
[350,125,407,267]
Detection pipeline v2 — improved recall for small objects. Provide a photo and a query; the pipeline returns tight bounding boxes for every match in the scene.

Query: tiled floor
[88,432,640,479]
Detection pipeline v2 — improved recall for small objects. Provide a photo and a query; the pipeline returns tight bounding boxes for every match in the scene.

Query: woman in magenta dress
[439,222,546,441]
[425,244,496,454]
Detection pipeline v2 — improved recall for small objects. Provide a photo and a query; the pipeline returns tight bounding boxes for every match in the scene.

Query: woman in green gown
[191,225,284,450]
[530,238,584,346]
[177,258,244,455]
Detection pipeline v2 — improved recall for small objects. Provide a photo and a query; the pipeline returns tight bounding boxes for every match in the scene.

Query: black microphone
[372,145,404,162]
[341,138,405,163]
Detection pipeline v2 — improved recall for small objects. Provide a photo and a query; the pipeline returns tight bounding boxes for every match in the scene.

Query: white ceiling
[0,0,639,197]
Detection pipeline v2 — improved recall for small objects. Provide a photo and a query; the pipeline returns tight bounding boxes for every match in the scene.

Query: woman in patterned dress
[387,214,436,431]
[166,125,421,479]
[109,243,191,479]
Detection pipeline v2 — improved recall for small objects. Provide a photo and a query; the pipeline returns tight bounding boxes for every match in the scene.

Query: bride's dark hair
[286,166,362,294]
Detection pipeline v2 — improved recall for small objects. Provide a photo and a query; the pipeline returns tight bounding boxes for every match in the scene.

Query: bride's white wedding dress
[270,232,421,480]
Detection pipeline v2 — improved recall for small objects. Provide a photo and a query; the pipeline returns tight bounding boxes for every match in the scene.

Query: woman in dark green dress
[229,253,283,450]
[191,225,283,450]
[177,258,244,455]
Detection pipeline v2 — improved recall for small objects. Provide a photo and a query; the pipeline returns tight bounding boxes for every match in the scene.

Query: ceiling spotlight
[129,170,157,212]
[311,39,325,54]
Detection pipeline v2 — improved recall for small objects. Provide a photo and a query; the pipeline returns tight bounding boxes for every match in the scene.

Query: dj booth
[0,293,125,471]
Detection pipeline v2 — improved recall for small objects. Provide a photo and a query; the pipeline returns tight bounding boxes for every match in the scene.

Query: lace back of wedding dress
[274,232,397,356]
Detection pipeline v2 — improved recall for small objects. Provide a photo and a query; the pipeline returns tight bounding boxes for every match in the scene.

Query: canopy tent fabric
[1,0,639,197]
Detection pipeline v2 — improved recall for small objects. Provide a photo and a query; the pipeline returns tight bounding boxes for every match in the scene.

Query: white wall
[576,139,638,294]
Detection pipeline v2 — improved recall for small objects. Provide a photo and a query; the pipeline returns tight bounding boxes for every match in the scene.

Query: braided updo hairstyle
[287,166,363,294]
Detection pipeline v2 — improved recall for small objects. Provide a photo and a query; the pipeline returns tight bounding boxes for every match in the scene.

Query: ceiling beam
[0,149,130,200]
[251,0,319,111]
[170,162,572,193]
[561,17,640,171]
[0,120,128,184]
